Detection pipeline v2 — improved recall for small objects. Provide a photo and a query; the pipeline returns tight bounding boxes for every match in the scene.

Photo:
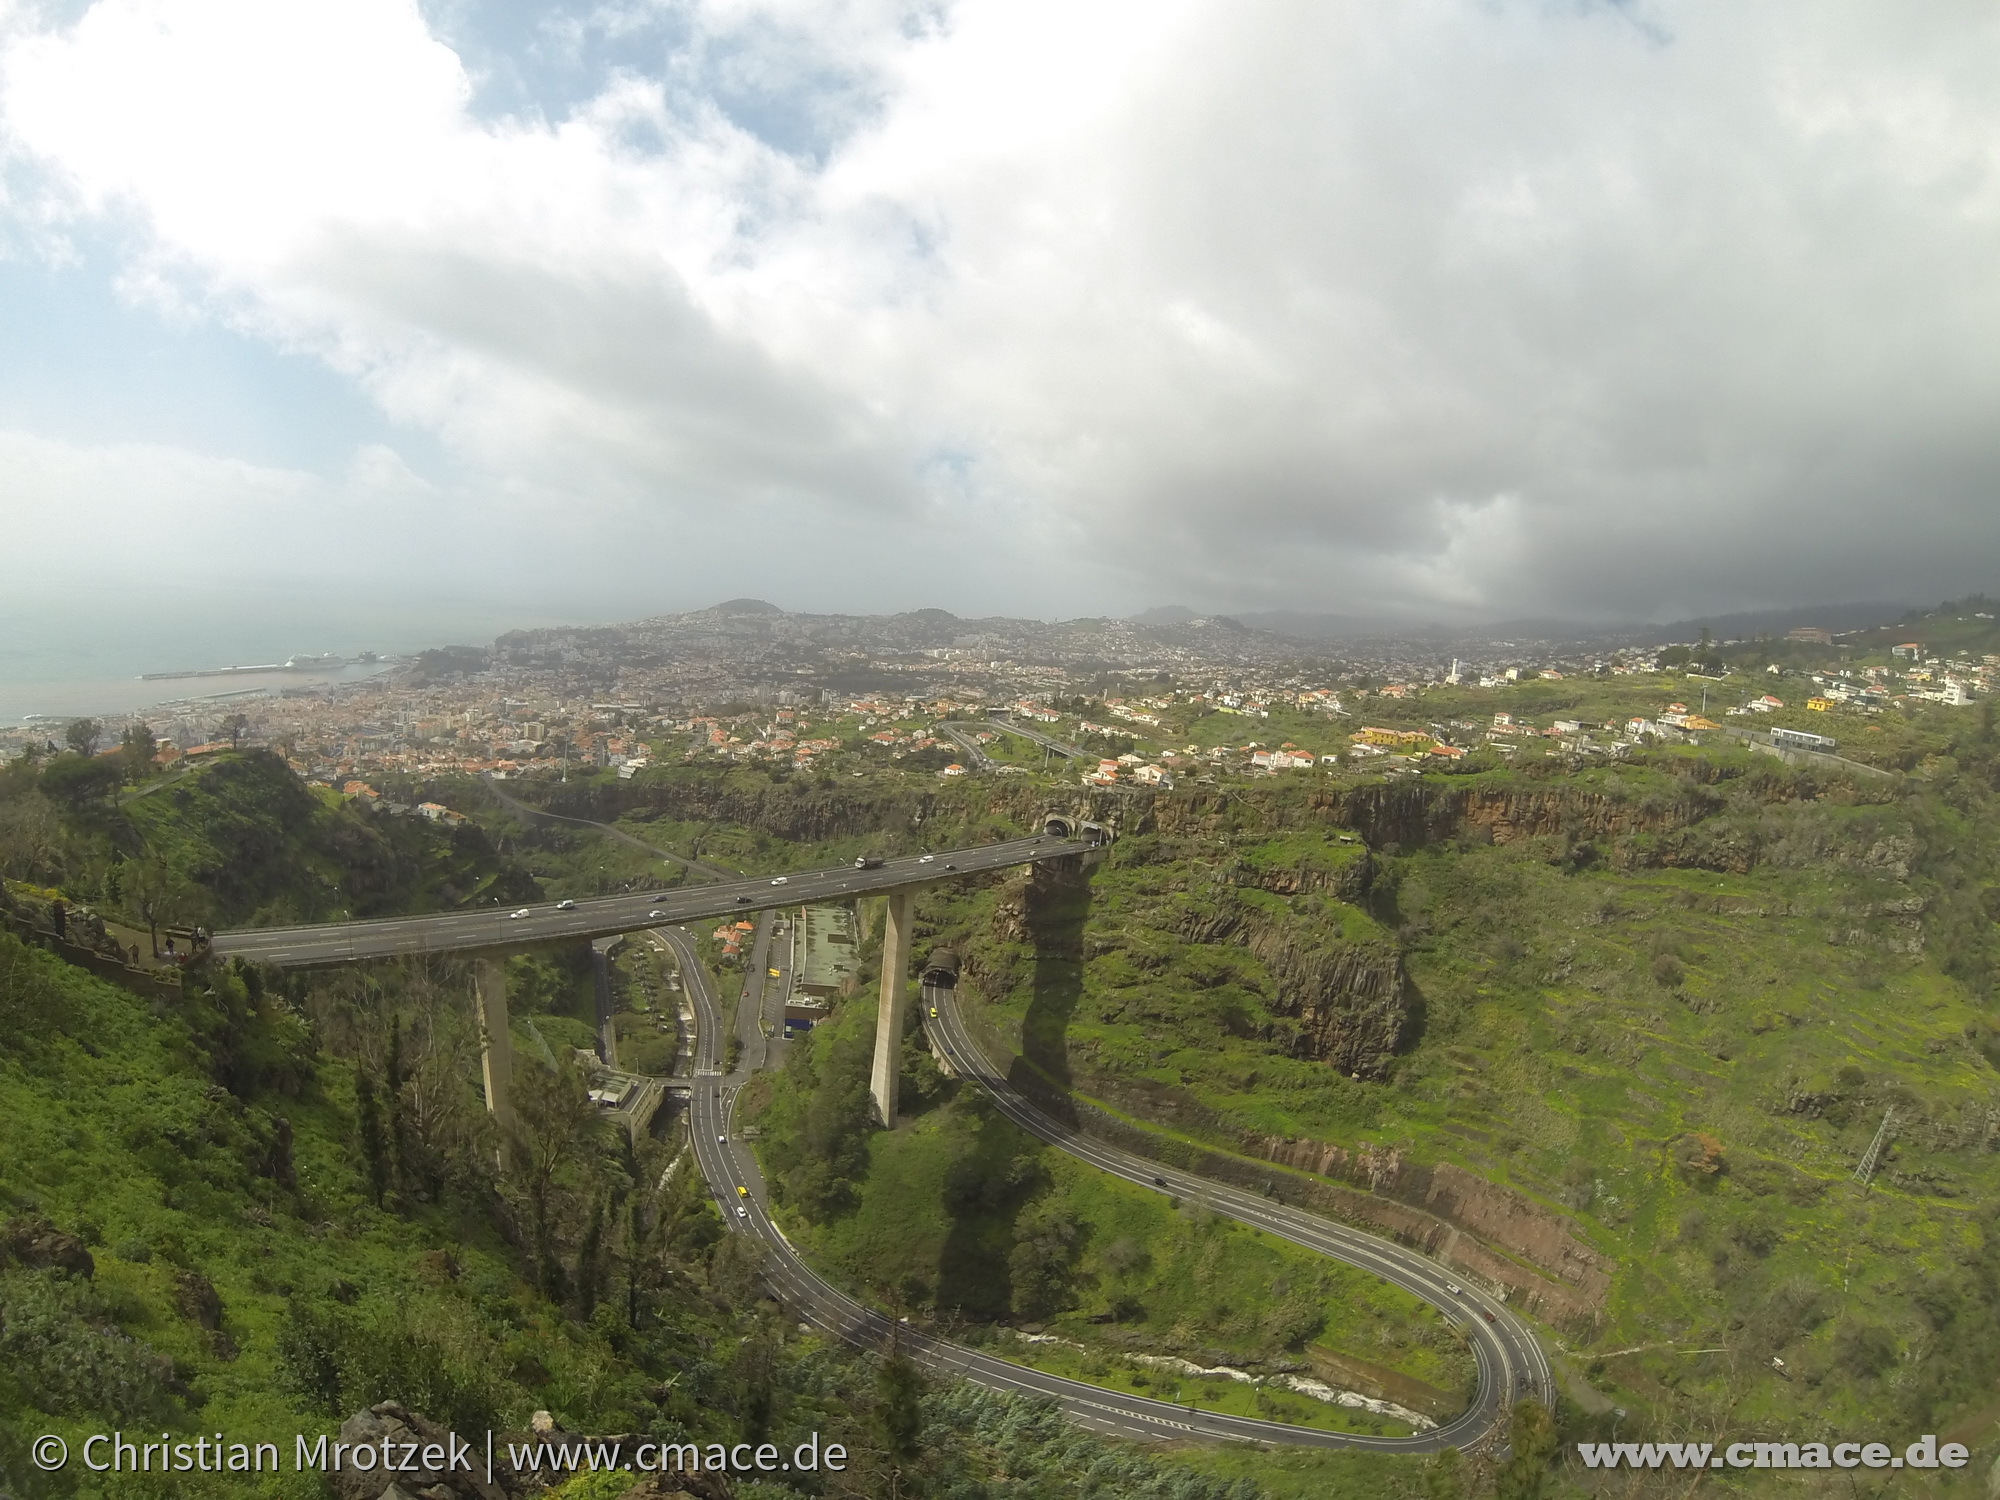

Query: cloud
[4,0,2000,623]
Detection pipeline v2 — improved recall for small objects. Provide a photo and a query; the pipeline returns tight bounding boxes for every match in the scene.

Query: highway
[669,929,1548,1453]
[935,723,997,771]
[206,835,1095,968]
[983,716,1089,760]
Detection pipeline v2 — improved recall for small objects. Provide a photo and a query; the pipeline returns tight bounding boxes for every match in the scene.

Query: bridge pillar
[868,891,914,1127]
[475,956,514,1130]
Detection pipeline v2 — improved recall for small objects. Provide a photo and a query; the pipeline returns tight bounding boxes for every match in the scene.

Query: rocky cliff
[1242,925,1407,1077]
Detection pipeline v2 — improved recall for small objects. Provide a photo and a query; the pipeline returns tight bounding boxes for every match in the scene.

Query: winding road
[661,923,1552,1454]
[982,716,1089,761]
[480,778,739,881]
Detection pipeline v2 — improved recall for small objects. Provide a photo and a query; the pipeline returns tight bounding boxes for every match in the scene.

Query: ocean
[0,582,594,729]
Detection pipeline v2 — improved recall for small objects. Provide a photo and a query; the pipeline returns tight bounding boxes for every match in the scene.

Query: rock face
[1245,1138,1615,1325]
[173,1269,223,1329]
[0,1215,95,1279]
[329,1405,509,1500]
[1243,926,1406,1078]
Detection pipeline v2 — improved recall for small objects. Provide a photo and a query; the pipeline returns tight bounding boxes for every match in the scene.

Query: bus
[1769,726,1836,752]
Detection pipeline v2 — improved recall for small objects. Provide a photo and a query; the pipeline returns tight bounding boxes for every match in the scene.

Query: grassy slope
[752,998,1474,1443]
[0,933,670,1500]
[0,933,1277,1500]
[46,751,540,930]
[3,746,1321,1500]
[923,768,2000,1470]
[437,746,2000,1487]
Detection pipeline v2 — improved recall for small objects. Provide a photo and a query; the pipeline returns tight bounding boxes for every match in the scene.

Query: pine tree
[575,1195,605,1318]
[1495,1399,1558,1500]
[355,1072,388,1207]
[385,1016,407,1188]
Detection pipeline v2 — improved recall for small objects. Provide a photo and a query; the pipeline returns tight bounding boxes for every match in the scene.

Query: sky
[2,0,1999,651]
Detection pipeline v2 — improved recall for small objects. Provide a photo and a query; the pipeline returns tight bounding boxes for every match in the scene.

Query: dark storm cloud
[4,0,1998,621]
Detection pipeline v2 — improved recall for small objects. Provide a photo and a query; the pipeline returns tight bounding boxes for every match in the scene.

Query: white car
[736,1205,749,1218]
[770,876,788,885]
[508,908,531,919]
[718,1134,727,1143]
[918,854,935,863]
[556,899,576,910]
[648,909,665,918]
[1445,1282,1463,1295]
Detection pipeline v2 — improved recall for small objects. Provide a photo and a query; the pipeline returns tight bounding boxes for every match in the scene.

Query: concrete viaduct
[206,818,1106,1129]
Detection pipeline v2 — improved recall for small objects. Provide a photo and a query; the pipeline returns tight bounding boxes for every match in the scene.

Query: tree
[1424,1447,1468,1500]
[356,1072,388,1207]
[65,718,102,757]
[276,1297,347,1416]
[873,1353,926,1494]
[507,1058,603,1303]
[38,754,121,812]
[0,791,66,883]
[385,1016,408,1188]
[222,713,249,750]
[120,723,158,777]
[1495,1399,1559,1500]
[573,1194,606,1319]
[128,857,200,958]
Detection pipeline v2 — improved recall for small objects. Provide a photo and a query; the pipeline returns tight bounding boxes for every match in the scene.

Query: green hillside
[0,748,1298,1500]
[14,724,2000,1495]
[1,749,540,939]
[733,730,2000,1493]
[0,930,1283,1500]
[753,999,1474,1441]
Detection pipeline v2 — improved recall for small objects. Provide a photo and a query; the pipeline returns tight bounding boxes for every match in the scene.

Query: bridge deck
[207,836,1096,968]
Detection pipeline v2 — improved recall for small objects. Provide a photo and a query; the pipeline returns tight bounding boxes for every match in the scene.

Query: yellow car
[929,1007,938,1018]
[737,1185,749,1197]
[768,967,781,978]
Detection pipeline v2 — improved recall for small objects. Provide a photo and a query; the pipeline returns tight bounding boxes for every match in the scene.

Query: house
[1892,643,1923,660]
[1252,750,1313,770]
[1807,697,1835,712]
[941,763,967,776]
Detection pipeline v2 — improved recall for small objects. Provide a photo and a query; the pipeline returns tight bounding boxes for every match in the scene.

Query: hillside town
[4,601,1995,792]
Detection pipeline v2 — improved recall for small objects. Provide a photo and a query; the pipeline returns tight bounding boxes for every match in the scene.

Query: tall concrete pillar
[869,891,914,1127]
[475,955,514,1130]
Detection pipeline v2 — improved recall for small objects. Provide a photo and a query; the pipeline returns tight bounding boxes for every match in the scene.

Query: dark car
[735,894,751,904]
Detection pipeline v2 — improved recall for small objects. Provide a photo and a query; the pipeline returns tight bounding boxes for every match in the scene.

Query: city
[5,4,2000,1497]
